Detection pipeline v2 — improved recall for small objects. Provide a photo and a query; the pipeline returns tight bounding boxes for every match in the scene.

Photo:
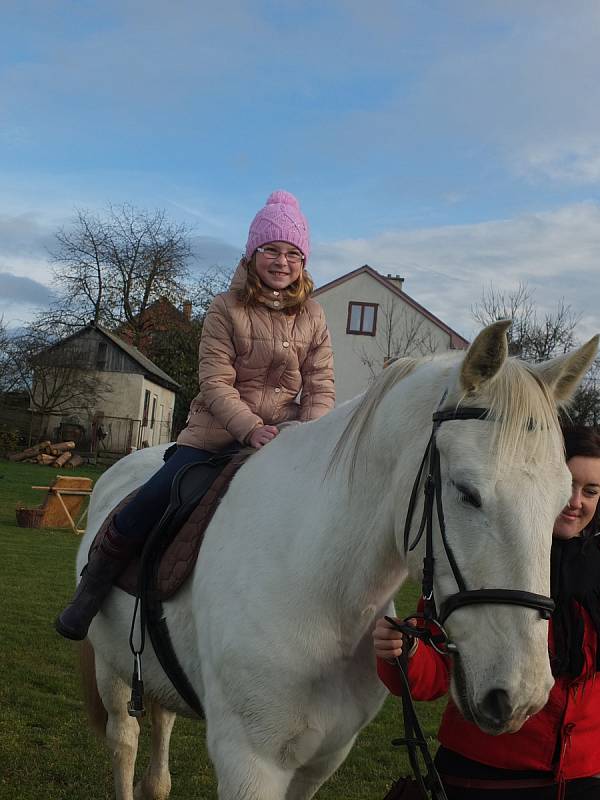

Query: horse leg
[133,701,176,800]
[95,655,140,800]
[284,740,355,800]
[207,718,291,800]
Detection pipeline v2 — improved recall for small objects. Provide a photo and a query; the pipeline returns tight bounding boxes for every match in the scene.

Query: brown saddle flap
[89,454,248,600]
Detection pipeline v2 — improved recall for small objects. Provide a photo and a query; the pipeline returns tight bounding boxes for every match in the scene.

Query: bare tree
[187,265,233,317]
[471,283,578,362]
[49,204,192,345]
[0,316,12,394]
[472,283,599,425]
[359,299,439,381]
[51,208,110,328]
[567,359,600,427]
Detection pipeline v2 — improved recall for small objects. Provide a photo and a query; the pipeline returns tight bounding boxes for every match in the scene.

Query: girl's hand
[372,617,417,661]
[249,425,279,449]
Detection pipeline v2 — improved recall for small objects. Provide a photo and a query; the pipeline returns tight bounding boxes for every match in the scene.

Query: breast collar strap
[403,404,555,654]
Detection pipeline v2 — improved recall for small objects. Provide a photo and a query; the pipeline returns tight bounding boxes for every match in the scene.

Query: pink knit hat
[245,190,310,264]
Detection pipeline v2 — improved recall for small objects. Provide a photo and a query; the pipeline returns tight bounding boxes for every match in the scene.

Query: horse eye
[454,483,482,509]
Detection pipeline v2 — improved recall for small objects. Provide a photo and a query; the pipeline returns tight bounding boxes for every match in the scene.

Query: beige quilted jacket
[177,269,335,452]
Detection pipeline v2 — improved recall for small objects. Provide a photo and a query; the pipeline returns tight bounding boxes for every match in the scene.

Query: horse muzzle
[453,659,551,735]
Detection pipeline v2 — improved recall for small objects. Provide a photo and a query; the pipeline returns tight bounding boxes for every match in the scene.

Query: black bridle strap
[433,446,466,594]
[403,403,555,630]
[403,438,432,555]
[432,407,490,424]
[439,589,555,625]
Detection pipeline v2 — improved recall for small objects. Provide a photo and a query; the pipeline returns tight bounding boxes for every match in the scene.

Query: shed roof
[41,322,181,391]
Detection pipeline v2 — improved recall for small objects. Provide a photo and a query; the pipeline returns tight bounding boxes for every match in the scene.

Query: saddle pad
[89,454,248,600]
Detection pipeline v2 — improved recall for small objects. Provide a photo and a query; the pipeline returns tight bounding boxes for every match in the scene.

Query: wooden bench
[29,476,93,534]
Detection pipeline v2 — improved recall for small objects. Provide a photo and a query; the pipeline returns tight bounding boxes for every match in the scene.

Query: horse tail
[79,639,108,738]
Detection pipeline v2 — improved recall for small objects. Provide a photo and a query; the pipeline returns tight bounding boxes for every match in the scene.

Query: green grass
[0,459,444,799]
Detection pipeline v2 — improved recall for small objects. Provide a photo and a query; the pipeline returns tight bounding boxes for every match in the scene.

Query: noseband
[402,405,555,654]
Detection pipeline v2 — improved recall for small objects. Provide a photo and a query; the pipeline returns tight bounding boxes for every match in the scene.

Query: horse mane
[329,352,563,482]
[328,356,419,480]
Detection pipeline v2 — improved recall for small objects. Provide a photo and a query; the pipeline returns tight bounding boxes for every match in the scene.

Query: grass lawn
[0,458,445,799]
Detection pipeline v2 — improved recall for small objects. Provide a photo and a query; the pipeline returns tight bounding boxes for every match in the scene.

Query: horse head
[403,321,598,734]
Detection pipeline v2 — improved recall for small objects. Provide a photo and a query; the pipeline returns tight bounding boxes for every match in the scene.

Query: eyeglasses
[256,246,304,265]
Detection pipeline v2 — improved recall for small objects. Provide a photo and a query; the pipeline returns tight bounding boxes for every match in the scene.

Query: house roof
[314,265,469,349]
[94,324,182,390]
[43,322,181,391]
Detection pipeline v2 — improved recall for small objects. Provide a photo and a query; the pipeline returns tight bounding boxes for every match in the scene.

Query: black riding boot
[55,519,142,641]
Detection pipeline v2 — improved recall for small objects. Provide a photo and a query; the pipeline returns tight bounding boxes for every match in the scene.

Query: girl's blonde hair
[238,255,314,313]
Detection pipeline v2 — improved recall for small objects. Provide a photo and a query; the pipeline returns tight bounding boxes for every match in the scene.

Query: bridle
[400,404,555,653]
[385,404,556,800]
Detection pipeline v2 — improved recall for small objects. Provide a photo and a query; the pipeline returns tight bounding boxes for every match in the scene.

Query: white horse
[77,321,597,800]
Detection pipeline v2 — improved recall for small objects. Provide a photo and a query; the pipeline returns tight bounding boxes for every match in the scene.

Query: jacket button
[274,387,281,393]
[273,291,280,296]
[283,341,289,348]
[273,300,280,307]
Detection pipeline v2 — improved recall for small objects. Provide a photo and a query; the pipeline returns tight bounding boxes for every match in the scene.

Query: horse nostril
[480,689,512,725]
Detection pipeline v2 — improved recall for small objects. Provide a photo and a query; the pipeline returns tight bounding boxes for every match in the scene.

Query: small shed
[33,323,180,454]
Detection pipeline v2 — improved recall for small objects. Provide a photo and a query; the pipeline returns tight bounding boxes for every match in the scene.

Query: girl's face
[254,241,303,290]
[553,456,600,540]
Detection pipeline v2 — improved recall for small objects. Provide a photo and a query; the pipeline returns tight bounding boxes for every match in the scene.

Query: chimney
[386,274,404,291]
[182,300,192,321]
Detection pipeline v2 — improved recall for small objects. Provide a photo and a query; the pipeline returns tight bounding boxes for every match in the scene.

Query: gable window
[346,302,378,336]
[96,341,108,369]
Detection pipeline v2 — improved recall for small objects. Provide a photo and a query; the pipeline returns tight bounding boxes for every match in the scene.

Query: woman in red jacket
[374,426,600,800]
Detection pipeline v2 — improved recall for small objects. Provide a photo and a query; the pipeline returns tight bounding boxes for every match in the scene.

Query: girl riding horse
[56,190,335,641]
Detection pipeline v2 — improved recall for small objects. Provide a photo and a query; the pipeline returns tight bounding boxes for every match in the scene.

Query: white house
[314,265,469,403]
[34,323,180,453]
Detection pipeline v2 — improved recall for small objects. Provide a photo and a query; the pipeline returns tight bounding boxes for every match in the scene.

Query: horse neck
[306,360,450,624]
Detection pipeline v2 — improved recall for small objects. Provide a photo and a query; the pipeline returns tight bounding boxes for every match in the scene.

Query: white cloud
[311,202,600,342]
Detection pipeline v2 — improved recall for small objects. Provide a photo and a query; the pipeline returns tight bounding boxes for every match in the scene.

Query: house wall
[316,273,454,403]
[137,378,176,447]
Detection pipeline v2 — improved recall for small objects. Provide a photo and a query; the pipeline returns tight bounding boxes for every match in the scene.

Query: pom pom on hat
[245,190,310,264]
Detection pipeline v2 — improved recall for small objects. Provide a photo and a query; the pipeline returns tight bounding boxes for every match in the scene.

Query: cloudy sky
[2,1,600,341]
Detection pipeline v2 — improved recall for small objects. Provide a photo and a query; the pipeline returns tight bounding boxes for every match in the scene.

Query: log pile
[7,441,83,468]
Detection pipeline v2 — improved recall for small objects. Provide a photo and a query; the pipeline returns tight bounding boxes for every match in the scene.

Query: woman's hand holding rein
[373,617,419,663]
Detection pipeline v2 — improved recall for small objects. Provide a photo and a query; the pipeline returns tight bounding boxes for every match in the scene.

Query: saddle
[89,450,252,718]
[89,450,251,600]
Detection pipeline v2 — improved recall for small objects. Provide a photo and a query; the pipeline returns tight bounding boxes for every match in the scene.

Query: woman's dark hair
[563,425,600,461]
[562,424,600,537]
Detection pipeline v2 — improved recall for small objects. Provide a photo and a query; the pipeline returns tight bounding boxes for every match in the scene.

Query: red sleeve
[377,641,450,701]
[376,598,451,701]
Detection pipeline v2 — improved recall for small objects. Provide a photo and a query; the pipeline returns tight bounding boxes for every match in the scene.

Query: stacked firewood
[8,441,84,468]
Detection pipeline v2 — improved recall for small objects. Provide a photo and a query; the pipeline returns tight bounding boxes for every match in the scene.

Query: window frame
[142,389,151,427]
[96,341,108,369]
[346,301,378,336]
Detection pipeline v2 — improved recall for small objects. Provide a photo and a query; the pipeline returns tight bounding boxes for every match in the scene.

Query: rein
[386,403,556,799]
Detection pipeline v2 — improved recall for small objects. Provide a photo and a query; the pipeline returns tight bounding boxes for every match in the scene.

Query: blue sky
[2,0,600,342]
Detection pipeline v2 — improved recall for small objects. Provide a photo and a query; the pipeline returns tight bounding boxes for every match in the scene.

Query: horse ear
[531,335,599,405]
[460,320,511,393]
